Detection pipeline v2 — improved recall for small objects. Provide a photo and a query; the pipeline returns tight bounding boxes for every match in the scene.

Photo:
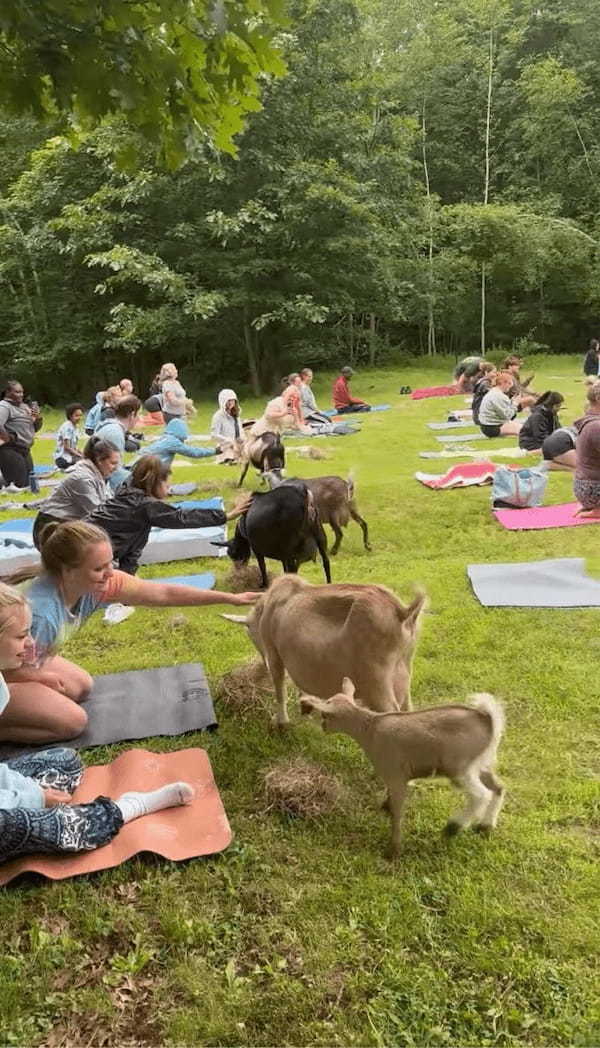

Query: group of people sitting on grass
[452,350,600,516]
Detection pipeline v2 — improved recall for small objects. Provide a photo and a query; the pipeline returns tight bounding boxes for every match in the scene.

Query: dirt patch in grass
[216,658,272,715]
[262,757,342,818]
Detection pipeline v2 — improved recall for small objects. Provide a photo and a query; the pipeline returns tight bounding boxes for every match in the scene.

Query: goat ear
[341,677,355,698]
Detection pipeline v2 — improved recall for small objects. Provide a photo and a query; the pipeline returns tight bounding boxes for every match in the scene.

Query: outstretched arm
[114,573,257,608]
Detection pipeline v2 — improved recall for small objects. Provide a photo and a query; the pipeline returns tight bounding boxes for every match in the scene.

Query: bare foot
[576,507,600,518]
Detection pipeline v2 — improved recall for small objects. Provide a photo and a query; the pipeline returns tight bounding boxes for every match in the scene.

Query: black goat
[238,432,285,487]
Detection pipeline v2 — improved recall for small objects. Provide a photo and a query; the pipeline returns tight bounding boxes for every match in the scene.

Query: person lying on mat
[32,437,120,549]
[137,418,215,468]
[573,381,600,517]
[478,371,523,438]
[87,455,252,575]
[541,426,577,472]
[0,579,195,865]
[518,392,563,453]
[1,521,257,744]
[332,367,371,414]
[54,402,84,470]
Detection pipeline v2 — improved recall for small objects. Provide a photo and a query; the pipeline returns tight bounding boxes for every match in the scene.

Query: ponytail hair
[84,436,117,467]
[535,391,563,411]
[38,521,111,577]
[130,455,170,497]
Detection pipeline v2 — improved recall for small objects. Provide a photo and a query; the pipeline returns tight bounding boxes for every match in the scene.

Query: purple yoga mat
[494,501,600,531]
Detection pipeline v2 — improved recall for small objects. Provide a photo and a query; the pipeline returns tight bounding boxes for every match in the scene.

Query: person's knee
[58,703,88,740]
[62,668,93,701]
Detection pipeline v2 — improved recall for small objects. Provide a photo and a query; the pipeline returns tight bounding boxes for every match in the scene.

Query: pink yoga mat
[494,501,600,531]
[0,748,232,885]
[411,385,460,400]
[416,461,498,489]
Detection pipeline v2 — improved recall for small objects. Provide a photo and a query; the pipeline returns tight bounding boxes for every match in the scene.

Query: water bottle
[29,470,40,494]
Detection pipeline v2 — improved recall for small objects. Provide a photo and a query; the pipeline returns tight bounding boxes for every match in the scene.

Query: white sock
[116,782,194,823]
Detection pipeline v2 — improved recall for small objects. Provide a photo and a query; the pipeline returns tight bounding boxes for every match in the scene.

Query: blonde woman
[0,582,193,864]
[159,363,189,424]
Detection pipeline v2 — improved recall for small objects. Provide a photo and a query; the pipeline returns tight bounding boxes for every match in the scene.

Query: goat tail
[469,693,505,759]
[346,469,356,500]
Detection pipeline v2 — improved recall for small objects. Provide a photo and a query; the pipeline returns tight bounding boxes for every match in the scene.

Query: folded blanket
[415,462,498,489]
[411,385,460,400]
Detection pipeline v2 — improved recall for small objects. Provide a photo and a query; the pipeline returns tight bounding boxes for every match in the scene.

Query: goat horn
[220,613,249,625]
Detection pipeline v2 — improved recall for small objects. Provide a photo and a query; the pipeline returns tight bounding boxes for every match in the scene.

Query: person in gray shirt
[0,380,43,489]
[32,437,120,549]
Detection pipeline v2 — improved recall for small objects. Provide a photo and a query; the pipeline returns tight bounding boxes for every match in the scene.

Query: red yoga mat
[416,461,498,489]
[411,385,460,400]
[493,501,600,531]
[0,748,232,885]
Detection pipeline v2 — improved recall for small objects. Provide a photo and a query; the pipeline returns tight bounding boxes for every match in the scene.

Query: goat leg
[264,648,289,728]
[385,779,408,858]
[238,460,250,487]
[330,521,343,556]
[349,505,371,551]
[255,552,269,589]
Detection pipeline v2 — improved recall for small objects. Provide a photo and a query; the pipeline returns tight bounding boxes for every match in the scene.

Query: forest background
[2,0,600,400]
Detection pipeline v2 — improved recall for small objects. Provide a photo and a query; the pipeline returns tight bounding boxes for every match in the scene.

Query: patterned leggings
[0,748,123,865]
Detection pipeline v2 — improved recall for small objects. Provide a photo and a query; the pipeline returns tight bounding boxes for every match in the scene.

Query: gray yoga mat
[468,557,600,608]
[0,663,217,758]
[427,420,473,430]
[436,431,487,443]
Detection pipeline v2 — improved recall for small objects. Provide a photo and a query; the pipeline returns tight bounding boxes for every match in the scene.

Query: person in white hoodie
[211,389,245,461]
[0,582,193,864]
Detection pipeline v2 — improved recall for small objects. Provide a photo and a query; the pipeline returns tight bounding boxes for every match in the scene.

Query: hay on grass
[287,445,331,460]
[262,758,342,819]
[224,563,270,591]
[217,658,272,715]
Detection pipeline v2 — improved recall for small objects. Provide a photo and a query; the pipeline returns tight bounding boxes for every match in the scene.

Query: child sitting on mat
[2,521,257,744]
[0,581,194,865]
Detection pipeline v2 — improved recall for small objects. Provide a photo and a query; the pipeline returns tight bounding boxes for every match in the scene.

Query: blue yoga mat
[370,404,391,412]
[173,498,223,511]
[156,573,215,590]
[34,465,55,475]
[0,518,34,535]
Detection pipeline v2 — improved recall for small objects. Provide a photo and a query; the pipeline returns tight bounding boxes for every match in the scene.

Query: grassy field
[0,357,598,1047]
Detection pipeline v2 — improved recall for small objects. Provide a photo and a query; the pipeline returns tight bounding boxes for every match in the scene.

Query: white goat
[301,679,506,856]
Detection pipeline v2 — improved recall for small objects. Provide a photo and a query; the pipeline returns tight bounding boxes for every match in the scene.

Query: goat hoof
[384,844,401,861]
[443,820,461,837]
[270,715,291,732]
[365,544,373,552]
[380,796,391,813]
[473,823,493,836]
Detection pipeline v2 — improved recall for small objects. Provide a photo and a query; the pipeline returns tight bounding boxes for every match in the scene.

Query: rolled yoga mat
[436,431,488,443]
[0,748,232,885]
[468,557,600,608]
[427,420,474,430]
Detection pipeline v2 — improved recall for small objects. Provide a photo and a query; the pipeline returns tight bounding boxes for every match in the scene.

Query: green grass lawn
[1,357,598,1047]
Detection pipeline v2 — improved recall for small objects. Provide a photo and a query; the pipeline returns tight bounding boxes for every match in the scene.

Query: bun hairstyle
[83,436,118,465]
[114,394,141,418]
[38,521,111,576]
[130,455,170,496]
[0,581,27,633]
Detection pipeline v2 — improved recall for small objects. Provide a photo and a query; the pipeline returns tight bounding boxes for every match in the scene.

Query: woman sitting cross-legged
[518,391,563,453]
[33,437,120,549]
[478,371,522,438]
[88,455,251,575]
[0,581,195,865]
[573,380,600,516]
[1,521,257,744]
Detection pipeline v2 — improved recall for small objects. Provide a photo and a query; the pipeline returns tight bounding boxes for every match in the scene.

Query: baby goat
[301,679,505,856]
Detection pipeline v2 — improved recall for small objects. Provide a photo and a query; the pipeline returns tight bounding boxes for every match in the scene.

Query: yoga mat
[427,420,473,430]
[369,404,391,412]
[411,385,460,400]
[436,432,487,443]
[415,462,498,489]
[493,501,600,531]
[156,573,215,589]
[173,498,223,511]
[419,447,529,460]
[0,748,232,885]
[169,482,197,496]
[34,465,56,475]
[77,662,217,748]
[468,558,600,607]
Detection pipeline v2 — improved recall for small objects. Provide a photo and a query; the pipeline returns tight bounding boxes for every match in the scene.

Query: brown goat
[267,473,370,554]
[301,679,506,856]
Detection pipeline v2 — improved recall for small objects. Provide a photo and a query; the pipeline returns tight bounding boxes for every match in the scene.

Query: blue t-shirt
[23,575,102,662]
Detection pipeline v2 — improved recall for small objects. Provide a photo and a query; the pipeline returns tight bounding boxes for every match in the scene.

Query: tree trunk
[368,313,377,366]
[422,94,437,356]
[348,313,355,364]
[243,309,261,396]
[481,25,494,354]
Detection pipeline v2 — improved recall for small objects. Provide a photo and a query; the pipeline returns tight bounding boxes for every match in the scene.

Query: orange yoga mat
[0,748,232,885]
